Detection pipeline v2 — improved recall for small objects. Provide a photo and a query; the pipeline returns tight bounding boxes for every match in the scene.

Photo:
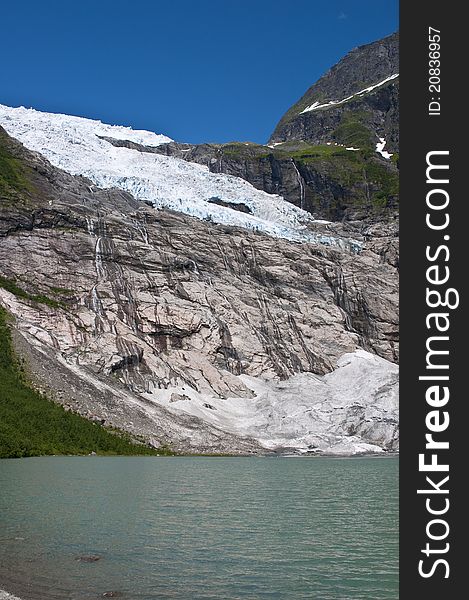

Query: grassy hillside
[0,306,170,458]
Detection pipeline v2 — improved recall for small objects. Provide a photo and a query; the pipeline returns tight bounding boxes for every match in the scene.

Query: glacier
[141,348,398,454]
[0,104,348,245]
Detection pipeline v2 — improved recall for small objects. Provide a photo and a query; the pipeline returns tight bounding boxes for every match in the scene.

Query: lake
[0,456,398,599]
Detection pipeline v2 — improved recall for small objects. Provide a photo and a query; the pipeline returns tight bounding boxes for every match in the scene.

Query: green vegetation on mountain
[0,275,64,309]
[0,128,35,199]
[331,113,375,149]
[0,307,171,458]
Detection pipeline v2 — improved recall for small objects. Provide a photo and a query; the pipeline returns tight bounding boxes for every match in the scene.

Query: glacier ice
[141,348,398,454]
[0,103,347,245]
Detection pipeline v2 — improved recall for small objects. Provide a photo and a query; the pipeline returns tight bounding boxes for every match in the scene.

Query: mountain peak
[269,32,399,150]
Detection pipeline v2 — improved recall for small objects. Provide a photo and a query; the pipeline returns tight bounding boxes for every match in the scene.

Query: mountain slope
[270,32,399,152]
[0,126,398,455]
[0,307,167,458]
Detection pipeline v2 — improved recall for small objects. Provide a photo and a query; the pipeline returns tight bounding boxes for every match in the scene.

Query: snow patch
[376,137,393,159]
[300,73,399,114]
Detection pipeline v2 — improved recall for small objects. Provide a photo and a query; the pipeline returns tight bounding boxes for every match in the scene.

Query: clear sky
[0,0,398,144]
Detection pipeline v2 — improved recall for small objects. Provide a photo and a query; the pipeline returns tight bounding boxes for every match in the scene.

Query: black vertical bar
[400,2,465,596]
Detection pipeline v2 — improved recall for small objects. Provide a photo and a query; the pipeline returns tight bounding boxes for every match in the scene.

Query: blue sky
[1,0,398,144]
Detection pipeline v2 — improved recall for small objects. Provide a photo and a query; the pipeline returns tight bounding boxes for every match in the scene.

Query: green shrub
[0,133,34,197]
[332,114,374,149]
[0,276,64,309]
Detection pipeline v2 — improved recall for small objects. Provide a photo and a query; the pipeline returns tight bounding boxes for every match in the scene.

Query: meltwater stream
[0,457,398,600]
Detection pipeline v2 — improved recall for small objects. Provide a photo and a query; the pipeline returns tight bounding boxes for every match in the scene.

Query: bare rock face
[0,127,398,454]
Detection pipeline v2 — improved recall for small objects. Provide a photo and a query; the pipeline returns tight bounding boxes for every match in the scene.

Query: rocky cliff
[0,124,398,455]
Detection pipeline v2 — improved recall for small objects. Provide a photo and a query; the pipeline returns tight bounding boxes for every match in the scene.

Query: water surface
[0,456,398,599]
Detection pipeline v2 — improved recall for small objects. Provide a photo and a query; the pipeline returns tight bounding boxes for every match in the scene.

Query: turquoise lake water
[0,456,398,599]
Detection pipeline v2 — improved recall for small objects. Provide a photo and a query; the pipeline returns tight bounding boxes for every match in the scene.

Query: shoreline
[0,451,399,460]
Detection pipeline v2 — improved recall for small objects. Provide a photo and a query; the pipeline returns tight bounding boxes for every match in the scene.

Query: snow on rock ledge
[376,137,393,159]
[300,73,399,114]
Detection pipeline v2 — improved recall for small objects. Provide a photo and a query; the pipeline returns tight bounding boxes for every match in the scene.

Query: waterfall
[291,159,305,210]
